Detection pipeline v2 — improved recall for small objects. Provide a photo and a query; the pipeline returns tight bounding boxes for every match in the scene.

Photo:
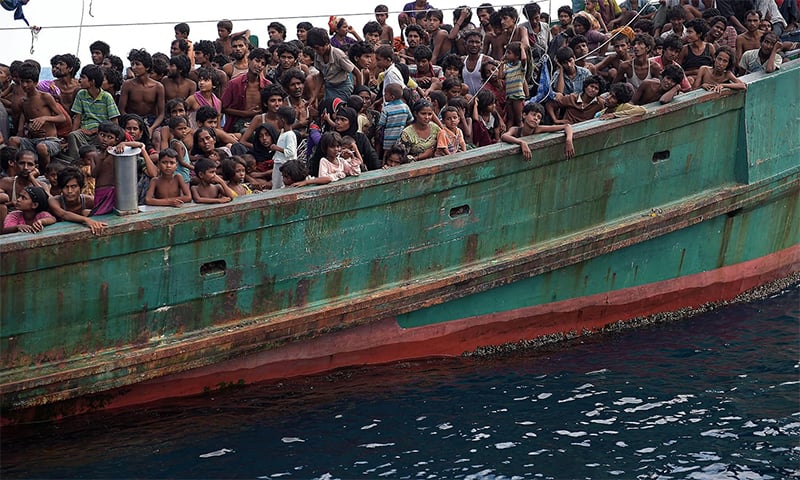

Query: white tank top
[462,54,485,96]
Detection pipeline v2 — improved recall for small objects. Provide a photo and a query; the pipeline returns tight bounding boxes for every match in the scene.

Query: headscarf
[24,185,49,212]
[251,123,280,163]
[335,106,359,137]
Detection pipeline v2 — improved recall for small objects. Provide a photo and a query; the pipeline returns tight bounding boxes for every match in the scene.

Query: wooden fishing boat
[2,59,798,424]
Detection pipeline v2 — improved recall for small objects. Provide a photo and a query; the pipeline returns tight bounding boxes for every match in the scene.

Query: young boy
[306,27,362,105]
[90,121,142,215]
[67,64,120,162]
[78,144,97,195]
[501,103,575,161]
[145,148,192,207]
[374,5,394,44]
[553,75,606,124]
[191,157,233,204]
[8,63,66,171]
[270,106,298,190]
[48,166,107,235]
[377,83,414,155]
[435,106,467,156]
[632,64,685,105]
[598,82,647,119]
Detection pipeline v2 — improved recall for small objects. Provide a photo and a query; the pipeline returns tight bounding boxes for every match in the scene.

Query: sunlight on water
[2,284,798,479]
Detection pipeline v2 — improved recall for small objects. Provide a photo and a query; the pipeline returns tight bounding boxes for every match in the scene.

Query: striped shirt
[378,100,413,150]
[71,89,120,131]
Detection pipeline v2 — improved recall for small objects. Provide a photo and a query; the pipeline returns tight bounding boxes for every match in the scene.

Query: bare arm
[500,126,532,160]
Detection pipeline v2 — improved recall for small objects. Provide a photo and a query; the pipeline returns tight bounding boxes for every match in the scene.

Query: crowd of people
[1,0,797,235]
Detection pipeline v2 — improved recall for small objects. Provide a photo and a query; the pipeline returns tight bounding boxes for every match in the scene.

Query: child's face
[326,143,341,159]
[198,76,213,92]
[62,178,82,202]
[159,156,178,175]
[584,82,600,99]
[80,150,97,166]
[202,118,219,129]
[653,45,663,56]
[375,12,388,25]
[444,66,460,78]
[265,95,283,113]
[572,42,589,58]
[385,153,403,167]
[234,163,246,182]
[258,129,274,147]
[605,93,619,108]
[46,169,59,185]
[98,131,118,149]
[14,189,35,211]
[172,123,191,140]
[416,58,431,72]
[199,168,216,182]
[340,144,355,159]
[504,49,519,62]
[524,110,543,129]
[0,67,10,85]
[282,172,294,186]
[443,111,459,129]
[217,27,230,39]
[297,28,307,42]
[714,51,731,72]
[446,86,461,98]
[170,104,187,118]
[365,31,381,45]
[79,74,91,89]
[664,47,680,62]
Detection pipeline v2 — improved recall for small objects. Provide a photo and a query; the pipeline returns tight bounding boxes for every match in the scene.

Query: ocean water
[2,283,798,479]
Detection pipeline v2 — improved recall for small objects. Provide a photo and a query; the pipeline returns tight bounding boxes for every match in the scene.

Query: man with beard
[281,68,315,135]
[221,47,271,133]
[223,34,250,80]
[161,54,196,101]
[50,53,81,113]
[190,40,228,97]
[398,24,426,64]
[119,49,165,136]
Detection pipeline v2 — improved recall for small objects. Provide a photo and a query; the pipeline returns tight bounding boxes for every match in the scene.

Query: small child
[44,162,66,196]
[220,157,252,197]
[598,83,647,119]
[271,106,298,190]
[167,116,193,183]
[145,148,192,207]
[340,135,364,171]
[374,4,394,44]
[279,160,311,187]
[78,145,97,195]
[501,102,575,160]
[3,185,56,234]
[91,121,142,216]
[48,166,107,235]
[191,157,233,204]
[294,132,359,186]
[500,41,529,127]
[472,89,506,147]
[383,144,412,169]
[377,83,413,154]
[436,106,467,156]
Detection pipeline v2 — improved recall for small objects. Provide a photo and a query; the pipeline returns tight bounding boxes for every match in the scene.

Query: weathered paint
[1,61,798,422]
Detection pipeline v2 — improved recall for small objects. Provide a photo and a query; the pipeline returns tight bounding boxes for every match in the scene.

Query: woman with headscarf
[308,106,379,176]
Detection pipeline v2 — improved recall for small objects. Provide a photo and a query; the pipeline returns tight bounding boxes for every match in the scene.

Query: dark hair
[171,39,189,55]
[319,131,342,154]
[584,74,604,92]
[78,144,97,158]
[174,22,190,36]
[151,56,169,77]
[411,99,433,114]
[523,102,545,115]
[375,44,394,59]
[427,9,444,22]
[413,45,433,62]
[260,84,286,107]
[440,53,464,73]
[57,166,85,189]
[104,54,124,73]
[463,30,483,42]
[279,159,309,182]
[662,35,683,53]
[296,21,313,31]
[194,157,216,175]
[453,6,473,27]
[441,105,459,118]
[276,42,300,60]
[280,68,306,89]
[666,5,687,21]
[363,20,382,36]
[708,15,728,28]
[384,143,410,164]
[715,46,736,71]
[479,58,499,80]
[608,82,633,103]
[348,41,375,63]
[220,158,244,182]
[633,33,655,52]
[128,48,153,71]
[196,105,220,124]
[475,89,496,114]
[428,90,447,109]
[192,127,218,154]
[17,62,39,82]
[404,24,425,39]
[268,21,287,36]
[556,46,575,64]
[195,66,217,86]
[55,53,81,77]
[119,113,152,149]
[168,54,191,76]
[194,39,216,58]
[89,40,110,57]
[306,28,331,48]
[557,5,573,17]
[573,15,591,30]
[506,41,523,58]
[662,64,685,83]
[168,116,189,129]
[24,185,50,212]
[442,77,462,93]
[569,34,588,50]
[249,47,269,62]
[498,5,518,20]
[98,120,125,141]
[477,3,495,15]
[523,2,542,20]
[633,19,655,35]
[685,18,709,37]
[277,105,296,125]
[102,66,122,93]
[81,64,104,87]
[159,148,178,160]
[375,4,388,13]
[217,19,233,32]
[346,94,364,112]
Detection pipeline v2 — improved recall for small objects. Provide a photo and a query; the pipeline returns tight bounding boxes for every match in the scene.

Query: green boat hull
[1,60,798,422]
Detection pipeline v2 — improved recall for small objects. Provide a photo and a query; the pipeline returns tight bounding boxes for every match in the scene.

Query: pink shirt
[3,210,55,228]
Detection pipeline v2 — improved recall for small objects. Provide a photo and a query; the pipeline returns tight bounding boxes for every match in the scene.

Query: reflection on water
[2,284,798,479]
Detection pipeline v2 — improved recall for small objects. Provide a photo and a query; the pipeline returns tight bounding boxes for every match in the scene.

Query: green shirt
[71,89,120,130]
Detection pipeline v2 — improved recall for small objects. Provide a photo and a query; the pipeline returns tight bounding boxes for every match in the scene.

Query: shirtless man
[0,149,48,207]
[50,53,81,113]
[2,62,26,133]
[632,64,684,104]
[427,9,460,66]
[8,63,66,171]
[119,49,165,137]
[190,40,228,98]
[486,7,530,62]
[614,34,663,90]
[220,47,271,133]
[736,11,763,65]
[595,34,633,82]
[223,34,250,80]
[161,54,197,101]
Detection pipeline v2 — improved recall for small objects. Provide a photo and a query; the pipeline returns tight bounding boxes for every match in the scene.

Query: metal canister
[108,146,141,215]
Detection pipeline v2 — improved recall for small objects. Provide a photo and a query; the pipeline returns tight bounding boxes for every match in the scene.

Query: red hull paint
[6,245,798,423]
[80,246,800,410]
